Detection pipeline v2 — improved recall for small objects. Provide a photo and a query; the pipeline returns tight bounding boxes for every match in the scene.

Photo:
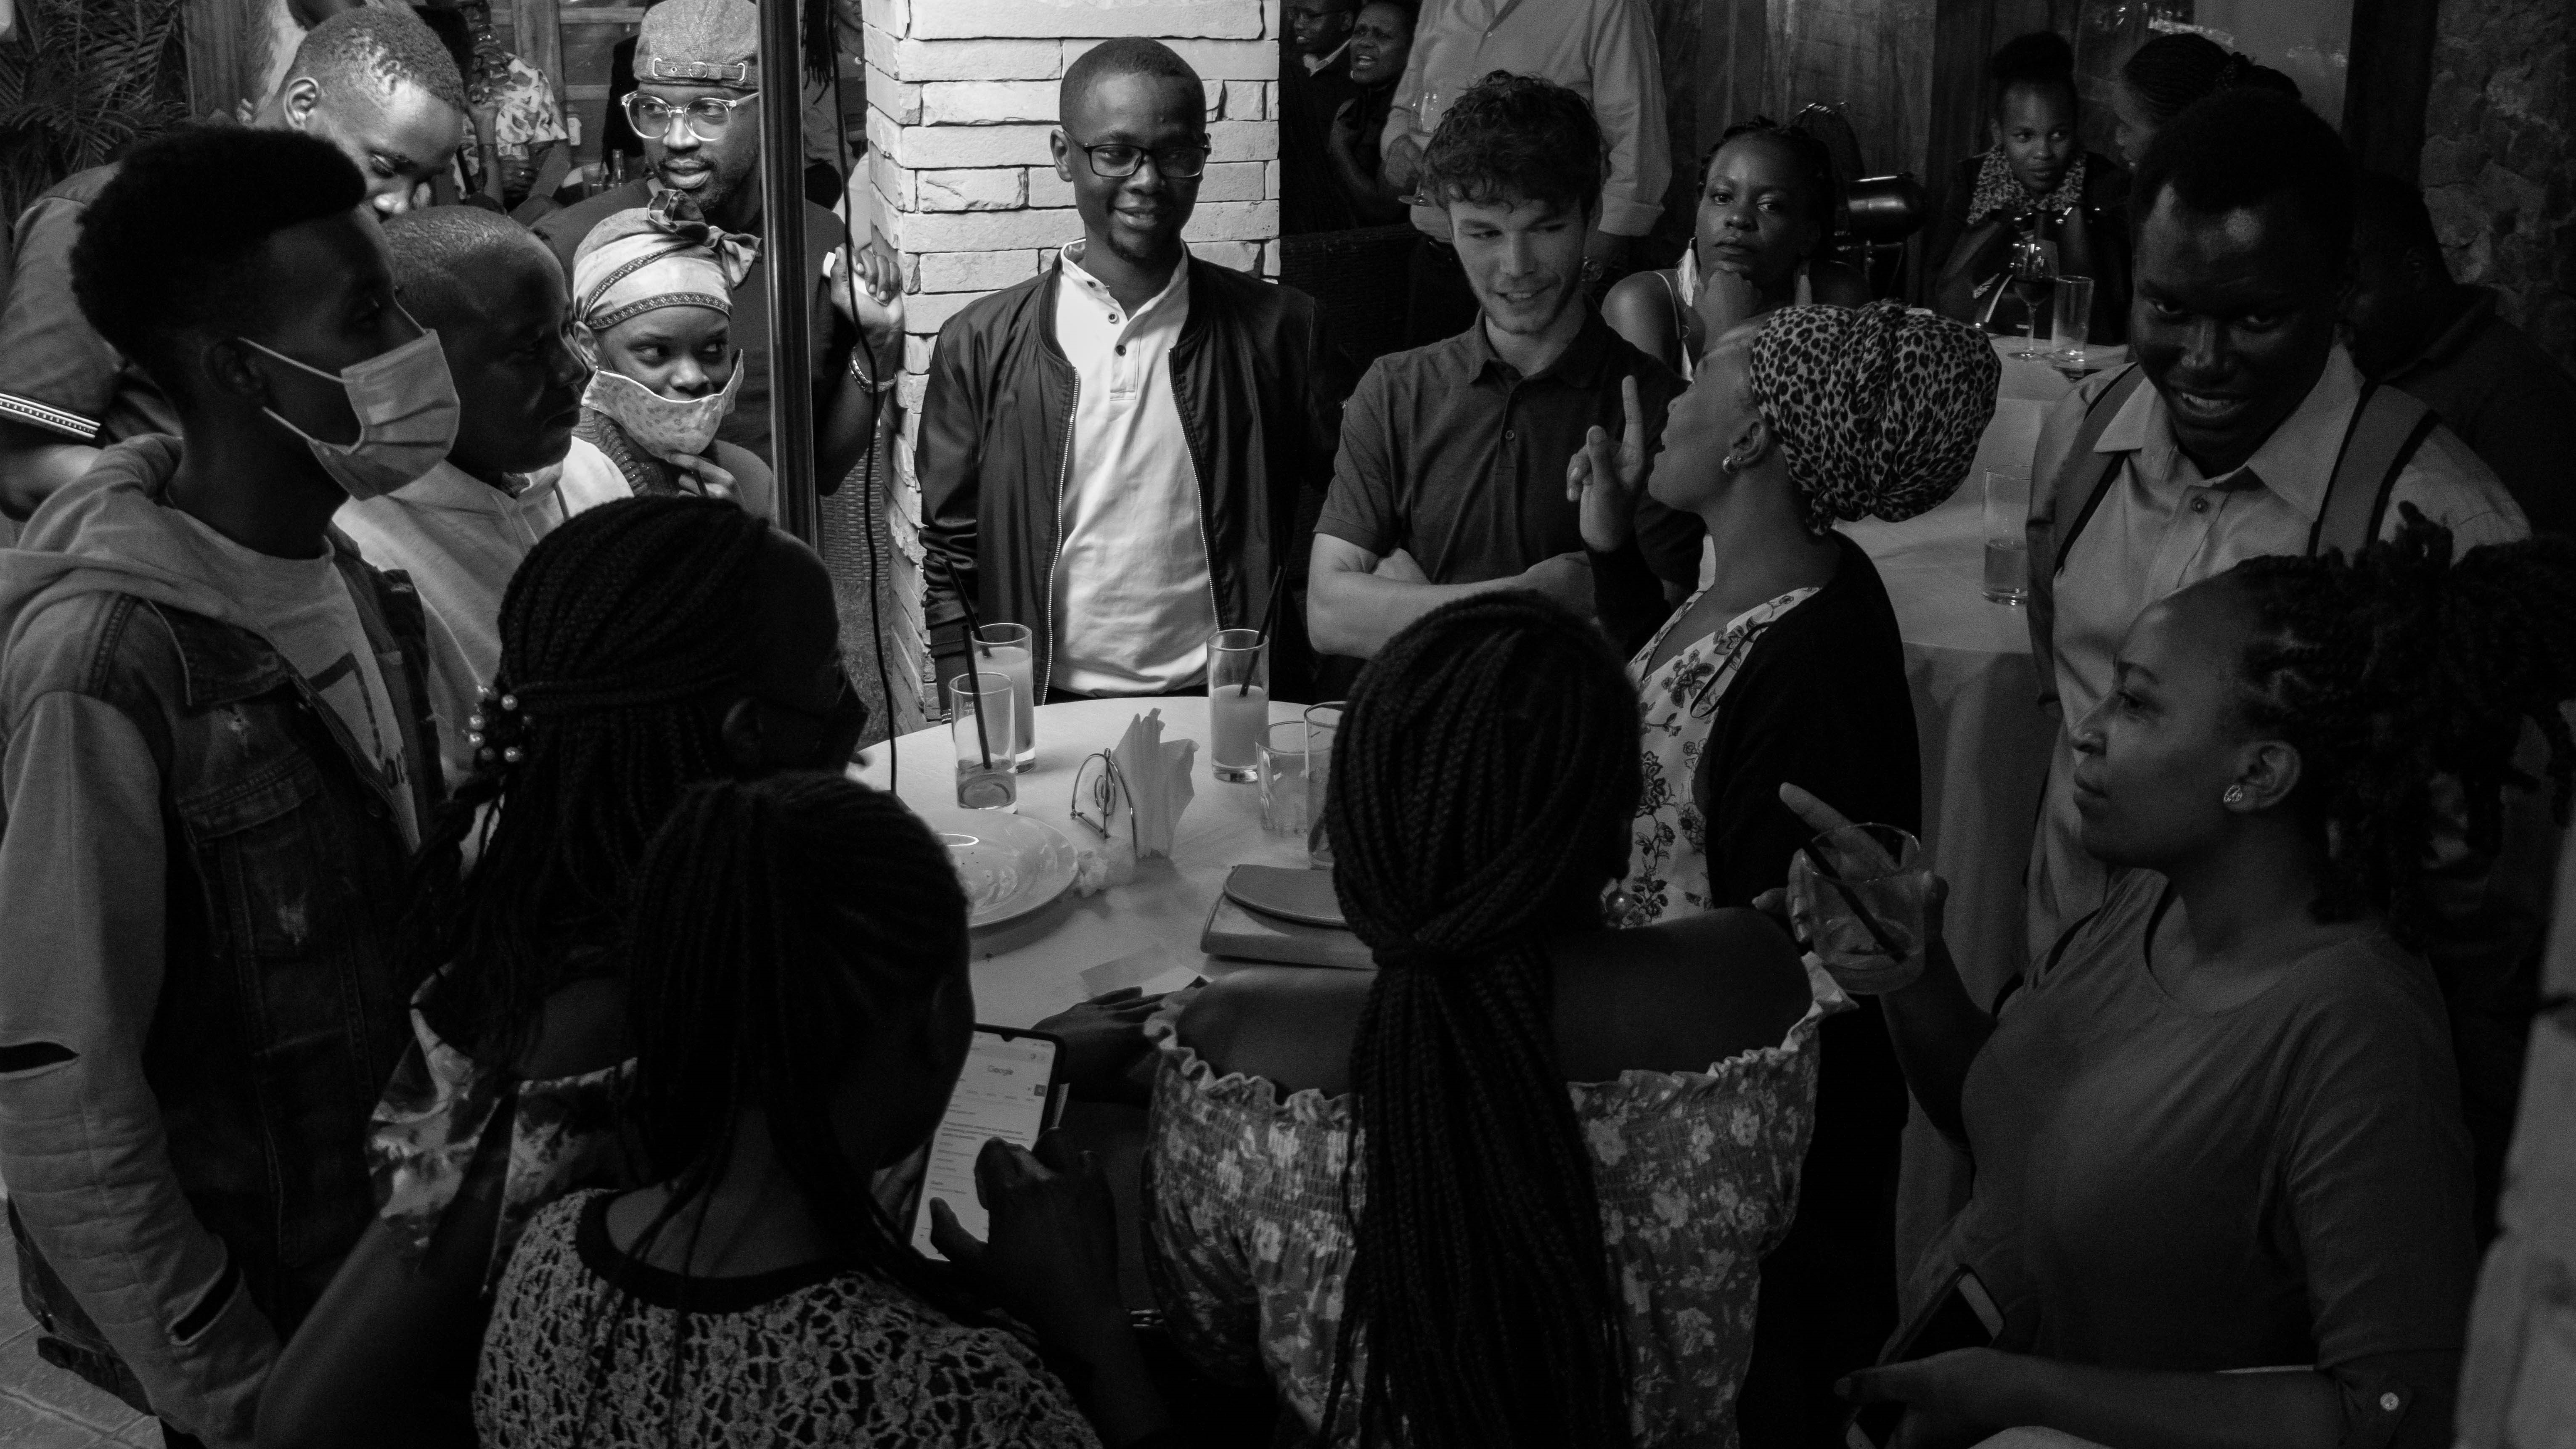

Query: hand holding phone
[927,1134,1130,1352]
[911,1027,1067,1259]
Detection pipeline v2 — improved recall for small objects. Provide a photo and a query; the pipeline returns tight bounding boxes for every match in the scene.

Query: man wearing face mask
[0,5,468,521]
[0,129,450,1449]
[336,206,590,789]
[532,0,899,484]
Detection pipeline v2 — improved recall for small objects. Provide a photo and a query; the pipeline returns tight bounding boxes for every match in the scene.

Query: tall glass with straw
[937,557,1019,809]
[1209,567,1287,784]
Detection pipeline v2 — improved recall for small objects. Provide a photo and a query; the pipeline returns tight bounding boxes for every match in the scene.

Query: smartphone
[1844,1266,2004,1449]
[908,1026,1068,1261]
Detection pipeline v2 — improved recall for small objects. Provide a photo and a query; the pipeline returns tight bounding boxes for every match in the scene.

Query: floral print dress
[1619,587,1819,925]
[1140,971,1836,1449]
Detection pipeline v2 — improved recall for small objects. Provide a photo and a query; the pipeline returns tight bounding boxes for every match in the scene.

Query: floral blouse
[1140,973,1836,1448]
[1620,587,1818,926]
[368,976,639,1285]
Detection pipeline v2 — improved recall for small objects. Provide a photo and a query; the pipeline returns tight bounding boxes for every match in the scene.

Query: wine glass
[2006,229,2059,360]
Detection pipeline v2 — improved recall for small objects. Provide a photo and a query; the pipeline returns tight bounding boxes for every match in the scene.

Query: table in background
[1838,338,2087,1285]
[855,695,1316,1031]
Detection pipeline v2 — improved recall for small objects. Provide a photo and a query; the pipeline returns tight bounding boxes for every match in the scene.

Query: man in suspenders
[2025,89,2526,959]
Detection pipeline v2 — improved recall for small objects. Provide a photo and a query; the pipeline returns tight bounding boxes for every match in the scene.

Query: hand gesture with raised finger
[1566,374,1650,552]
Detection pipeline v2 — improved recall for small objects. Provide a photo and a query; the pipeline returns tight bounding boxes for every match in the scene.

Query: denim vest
[12,538,443,1409]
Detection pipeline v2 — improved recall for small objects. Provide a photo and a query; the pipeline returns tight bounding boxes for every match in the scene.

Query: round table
[1839,338,2091,1283]
[855,695,1317,1030]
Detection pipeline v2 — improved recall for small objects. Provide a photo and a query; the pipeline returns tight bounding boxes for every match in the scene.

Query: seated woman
[1837,516,2576,1449]
[1604,119,1869,379]
[1144,592,1827,1447]
[477,773,1168,1447]
[1575,298,1995,1441]
[1925,32,2129,344]
[557,193,775,516]
[256,497,868,1445]
[2107,31,2301,168]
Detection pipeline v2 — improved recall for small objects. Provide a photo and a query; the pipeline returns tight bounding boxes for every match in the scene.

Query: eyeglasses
[622,91,761,143]
[1067,137,1211,179]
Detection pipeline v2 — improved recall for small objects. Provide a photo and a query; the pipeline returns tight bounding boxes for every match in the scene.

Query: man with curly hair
[0,5,468,520]
[1308,74,1697,662]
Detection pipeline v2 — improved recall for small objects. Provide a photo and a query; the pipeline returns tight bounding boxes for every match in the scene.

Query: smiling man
[919,38,1350,704]
[531,0,897,484]
[0,5,467,520]
[1308,74,1697,661]
[335,206,589,788]
[2023,87,2526,958]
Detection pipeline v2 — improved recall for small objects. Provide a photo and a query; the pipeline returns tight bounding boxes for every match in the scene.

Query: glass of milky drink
[1207,627,1268,783]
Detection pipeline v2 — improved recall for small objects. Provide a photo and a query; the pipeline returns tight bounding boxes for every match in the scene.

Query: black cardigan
[1687,532,1922,1439]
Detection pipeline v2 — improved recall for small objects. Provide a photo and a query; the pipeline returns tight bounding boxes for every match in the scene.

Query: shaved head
[291,5,469,114]
[1060,36,1201,123]
[384,206,559,329]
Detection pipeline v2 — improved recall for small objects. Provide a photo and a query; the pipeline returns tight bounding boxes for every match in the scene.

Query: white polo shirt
[1048,241,1220,697]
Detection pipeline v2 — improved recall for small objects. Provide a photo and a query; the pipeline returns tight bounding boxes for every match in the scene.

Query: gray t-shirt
[169,509,418,846]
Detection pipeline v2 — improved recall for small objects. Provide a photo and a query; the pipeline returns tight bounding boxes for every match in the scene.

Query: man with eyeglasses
[531,0,898,485]
[919,38,1352,706]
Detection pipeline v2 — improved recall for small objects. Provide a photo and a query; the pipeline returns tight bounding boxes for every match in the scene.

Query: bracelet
[848,344,898,394]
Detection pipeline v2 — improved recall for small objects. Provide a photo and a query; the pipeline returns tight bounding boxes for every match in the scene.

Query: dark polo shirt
[535,179,854,467]
[1318,307,1700,645]
[2380,286,2576,535]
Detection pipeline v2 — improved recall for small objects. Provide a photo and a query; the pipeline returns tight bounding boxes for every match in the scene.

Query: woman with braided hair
[1835,513,2576,1449]
[259,496,867,1445]
[1142,592,1826,1447]
[474,773,1172,1447]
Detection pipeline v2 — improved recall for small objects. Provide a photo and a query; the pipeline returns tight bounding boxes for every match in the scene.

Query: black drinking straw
[1244,565,1286,696]
[936,555,995,768]
[1801,837,1906,959]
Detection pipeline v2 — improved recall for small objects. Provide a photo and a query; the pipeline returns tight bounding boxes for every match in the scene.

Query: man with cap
[532,0,899,486]
[0,6,470,519]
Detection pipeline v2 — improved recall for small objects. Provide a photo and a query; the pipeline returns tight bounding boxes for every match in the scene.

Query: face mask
[582,361,741,463]
[240,327,461,500]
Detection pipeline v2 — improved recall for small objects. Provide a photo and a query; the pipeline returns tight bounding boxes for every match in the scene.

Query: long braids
[1321,592,1643,1449]
[2222,509,2576,945]
[573,772,972,1444]
[403,496,773,1060]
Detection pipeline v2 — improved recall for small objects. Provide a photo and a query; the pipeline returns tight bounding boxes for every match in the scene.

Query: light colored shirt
[2026,348,2528,954]
[336,460,570,791]
[1383,0,1671,238]
[169,508,421,846]
[1048,242,1219,697]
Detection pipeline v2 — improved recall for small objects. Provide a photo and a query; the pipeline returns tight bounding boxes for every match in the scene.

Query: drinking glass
[1257,720,1308,836]
[948,671,1018,811]
[2049,274,2095,375]
[2006,232,2058,359]
[1207,627,1268,783]
[1303,702,1344,868]
[972,622,1036,770]
[1981,469,2031,605]
[1786,823,1928,994]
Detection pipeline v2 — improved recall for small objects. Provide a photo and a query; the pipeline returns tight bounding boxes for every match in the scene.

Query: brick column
[859,0,1284,730]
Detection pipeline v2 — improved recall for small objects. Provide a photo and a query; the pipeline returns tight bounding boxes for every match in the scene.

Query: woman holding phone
[1819,517,2576,1449]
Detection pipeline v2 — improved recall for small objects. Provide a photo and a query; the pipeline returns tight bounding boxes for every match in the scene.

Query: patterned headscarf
[571,192,759,331]
[1747,300,1999,535]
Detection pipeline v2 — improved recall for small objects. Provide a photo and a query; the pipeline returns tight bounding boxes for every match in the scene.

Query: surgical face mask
[582,361,741,462]
[239,327,461,500]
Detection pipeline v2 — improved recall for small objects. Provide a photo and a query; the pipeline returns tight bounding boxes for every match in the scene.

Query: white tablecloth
[1841,339,2084,1284]
[855,695,1316,1030]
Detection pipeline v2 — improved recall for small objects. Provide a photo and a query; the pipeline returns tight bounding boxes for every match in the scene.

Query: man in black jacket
[919,39,1350,703]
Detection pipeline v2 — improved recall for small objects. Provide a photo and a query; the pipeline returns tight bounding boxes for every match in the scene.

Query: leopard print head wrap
[1746,299,2000,535]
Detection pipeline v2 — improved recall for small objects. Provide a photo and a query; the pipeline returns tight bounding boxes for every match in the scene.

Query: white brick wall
[866,1,1284,720]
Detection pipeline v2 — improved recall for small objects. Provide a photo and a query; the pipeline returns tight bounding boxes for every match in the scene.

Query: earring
[2223,786,2246,804]
[1719,455,1741,476]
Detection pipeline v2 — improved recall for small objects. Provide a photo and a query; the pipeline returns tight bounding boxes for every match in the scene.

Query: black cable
[826,46,900,796]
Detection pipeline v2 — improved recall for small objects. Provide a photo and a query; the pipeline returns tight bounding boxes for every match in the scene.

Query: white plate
[917,809,1080,930]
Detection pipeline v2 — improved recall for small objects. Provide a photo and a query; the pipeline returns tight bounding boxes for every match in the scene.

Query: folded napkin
[1108,709,1195,860]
